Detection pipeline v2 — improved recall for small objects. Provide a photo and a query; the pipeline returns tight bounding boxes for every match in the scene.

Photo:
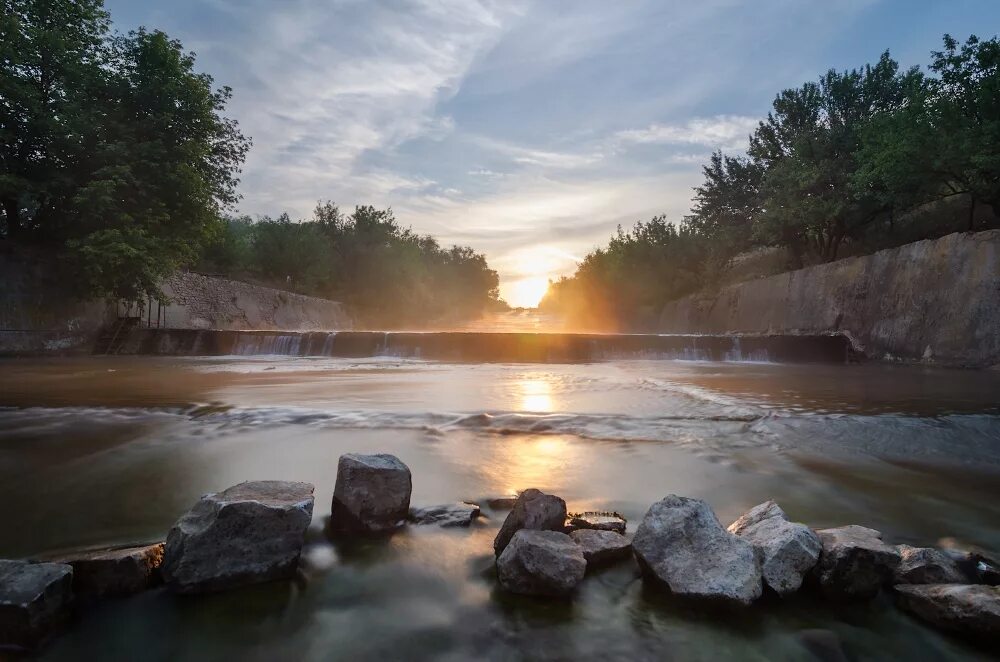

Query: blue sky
[106,0,1000,305]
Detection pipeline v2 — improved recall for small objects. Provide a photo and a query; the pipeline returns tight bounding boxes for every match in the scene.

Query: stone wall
[658,231,1000,368]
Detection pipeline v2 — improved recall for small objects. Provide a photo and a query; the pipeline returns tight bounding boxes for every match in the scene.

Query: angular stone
[56,543,164,599]
[895,584,1000,640]
[737,516,821,596]
[569,529,632,567]
[409,502,481,528]
[894,545,967,585]
[0,560,73,650]
[330,454,412,533]
[485,495,518,510]
[567,512,627,534]
[632,495,763,606]
[727,500,787,537]
[813,525,900,600]
[493,489,567,556]
[938,539,1000,585]
[496,530,586,597]
[162,481,314,594]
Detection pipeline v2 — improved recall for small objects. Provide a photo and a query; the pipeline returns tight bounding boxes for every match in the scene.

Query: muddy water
[0,356,998,660]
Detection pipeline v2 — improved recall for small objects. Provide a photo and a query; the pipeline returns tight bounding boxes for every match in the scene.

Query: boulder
[496,530,586,597]
[493,489,567,556]
[895,584,1000,640]
[728,503,821,596]
[632,495,763,606]
[894,545,967,585]
[485,495,519,510]
[567,512,627,534]
[727,500,787,537]
[56,543,164,599]
[330,454,412,533]
[813,525,900,600]
[409,502,481,528]
[570,529,632,567]
[161,481,314,594]
[0,560,73,650]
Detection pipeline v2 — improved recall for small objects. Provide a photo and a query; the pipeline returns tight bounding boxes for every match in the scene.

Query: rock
[161,481,314,594]
[409,502,481,528]
[56,543,164,599]
[727,500,787,536]
[0,560,73,650]
[729,505,821,596]
[632,495,763,606]
[938,538,1000,585]
[796,628,849,662]
[813,525,900,600]
[569,529,632,567]
[493,489,567,556]
[485,495,518,510]
[567,512,627,534]
[895,584,1000,640]
[894,545,967,585]
[496,530,586,597]
[330,453,412,533]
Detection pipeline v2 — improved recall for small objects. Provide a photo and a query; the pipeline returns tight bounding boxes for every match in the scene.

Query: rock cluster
[493,489,567,556]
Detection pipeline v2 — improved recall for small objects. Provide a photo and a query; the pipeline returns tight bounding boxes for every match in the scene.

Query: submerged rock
[895,584,1000,640]
[409,502,481,528]
[569,529,632,567]
[330,453,412,533]
[161,480,314,594]
[567,512,627,534]
[493,489,567,556]
[938,539,1000,585]
[632,495,762,606]
[813,525,900,600]
[796,628,850,662]
[56,543,164,599]
[894,545,967,585]
[728,502,821,596]
[0,560,73,650]
[496,530,586,597]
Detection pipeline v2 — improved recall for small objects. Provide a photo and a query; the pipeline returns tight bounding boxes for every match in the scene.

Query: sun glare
[508,276,550,308]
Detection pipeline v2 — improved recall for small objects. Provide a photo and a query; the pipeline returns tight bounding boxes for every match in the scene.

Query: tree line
[0,0,501,327]
[542,35,1000,329]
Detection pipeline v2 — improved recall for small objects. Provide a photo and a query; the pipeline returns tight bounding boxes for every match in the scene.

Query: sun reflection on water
[515,377,554,413]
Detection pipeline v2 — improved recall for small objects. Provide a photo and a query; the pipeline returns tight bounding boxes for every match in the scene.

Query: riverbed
[1,356,998,660]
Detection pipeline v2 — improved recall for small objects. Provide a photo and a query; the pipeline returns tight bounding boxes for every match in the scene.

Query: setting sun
[508,276,551,308]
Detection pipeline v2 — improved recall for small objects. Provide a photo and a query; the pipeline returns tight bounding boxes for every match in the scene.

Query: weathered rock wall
[658,231,1000,367]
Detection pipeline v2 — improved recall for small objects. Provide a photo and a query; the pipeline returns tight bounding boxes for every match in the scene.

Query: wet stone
[566,512,627,534]
[895,584,1000,640]
[894,545,967,585]
[493,489,567,556]
[330,453,412,534]
[728,501,821,596]
[0,560,74,651]
[496,530,586,597]
[409,502,481,527]
[54,543,164,599]
[569,529,632,567]
[813,525,900,601]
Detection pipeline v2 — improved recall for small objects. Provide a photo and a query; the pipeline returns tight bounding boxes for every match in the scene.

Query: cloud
[615,115,759,152]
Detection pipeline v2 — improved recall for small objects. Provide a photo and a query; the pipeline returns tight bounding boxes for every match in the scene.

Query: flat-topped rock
[813,525,900,600]
[728,502,821,596]
[567,512,627,534]
[570,529,632,567]
[0,560,73,650]
[632,495,762,606]
[493,489,567,556]
[496,530,586,597]
[330,453,412,533]
[409,502,481,528]
[894,545,967,585]
[55,543,164,599]
[895,584,1000,640]
[162,480,314,593]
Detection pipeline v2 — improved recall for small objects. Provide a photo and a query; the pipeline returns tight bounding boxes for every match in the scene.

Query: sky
[106,0,1000,306]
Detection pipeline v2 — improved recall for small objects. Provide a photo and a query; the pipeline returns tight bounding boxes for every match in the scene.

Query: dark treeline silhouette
[542,35,1000,330]
[1,0,502,327]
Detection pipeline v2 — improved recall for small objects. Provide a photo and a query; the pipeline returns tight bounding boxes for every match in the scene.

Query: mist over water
[1,355,998,660]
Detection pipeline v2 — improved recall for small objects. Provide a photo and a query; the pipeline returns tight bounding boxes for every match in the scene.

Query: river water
[1,354,998,660]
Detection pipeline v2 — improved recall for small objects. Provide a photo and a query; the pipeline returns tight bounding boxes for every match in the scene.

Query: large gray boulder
[162,481,314,593]
[632,495,763,606]
[496,530,586,597]
[493,489,567,556]
[330,454,412,533]
[570,529,632,567]
[55,543,164,599]
[813,525,900,600]
[0,560,73,650]
[895,584,1000,640]
[728,501,821,596]
[894,545,967,585]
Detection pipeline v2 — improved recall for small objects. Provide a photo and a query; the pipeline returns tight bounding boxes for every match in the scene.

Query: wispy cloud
[615,115,759,152]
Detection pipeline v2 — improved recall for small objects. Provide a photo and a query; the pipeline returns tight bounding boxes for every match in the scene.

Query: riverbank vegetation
[0,0,502,326]
[542,35,1000,329]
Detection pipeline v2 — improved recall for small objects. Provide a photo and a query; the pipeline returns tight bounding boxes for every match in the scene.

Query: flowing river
[1,350,999,660]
